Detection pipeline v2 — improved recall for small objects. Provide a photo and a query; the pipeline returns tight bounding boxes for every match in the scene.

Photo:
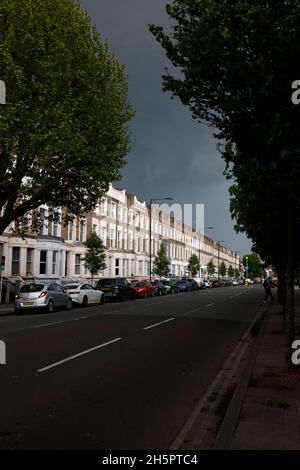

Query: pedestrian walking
[263,277,274,302]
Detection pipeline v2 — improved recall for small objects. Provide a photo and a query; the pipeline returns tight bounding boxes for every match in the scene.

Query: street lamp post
[198,226,214,278]
[149,197,173,283]
[234,251,240,273]
[217,240,225,281]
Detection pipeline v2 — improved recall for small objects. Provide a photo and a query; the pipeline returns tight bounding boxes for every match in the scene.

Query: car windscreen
[20,284,44,293]
[97,279,116,287]
[132,282,145,287]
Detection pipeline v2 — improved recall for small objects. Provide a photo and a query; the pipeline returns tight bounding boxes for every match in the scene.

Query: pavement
[229,291,300,450]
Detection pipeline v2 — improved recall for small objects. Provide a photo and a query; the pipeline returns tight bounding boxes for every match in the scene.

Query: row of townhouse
[0,185,243,290]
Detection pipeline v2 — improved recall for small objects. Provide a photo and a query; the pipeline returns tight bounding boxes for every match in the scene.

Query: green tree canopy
[83,231,106,281]
[228,265,235,278]
[207,259,215,277]
[153,243,170,278]
[234,268,241,279]
[219,261,227,278]
[243,253,264,279]
[187,253,200,277]
[0,0,133,235]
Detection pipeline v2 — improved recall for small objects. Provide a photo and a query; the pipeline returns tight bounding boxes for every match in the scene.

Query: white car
[64,283,105,306]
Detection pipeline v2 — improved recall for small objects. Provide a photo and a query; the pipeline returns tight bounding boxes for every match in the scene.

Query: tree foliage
[207,258,215,277]
[153,243,170,278]
[83,231,106,280]
[0,0,133,235]
[228,265,235,278]
[219,261,227,277]
[243,253,264,279]
[234,268,241,279]
[149,0,300,266]
[187,253,200,277]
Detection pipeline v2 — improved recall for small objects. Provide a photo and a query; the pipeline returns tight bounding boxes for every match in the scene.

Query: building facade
[0,185,243,289]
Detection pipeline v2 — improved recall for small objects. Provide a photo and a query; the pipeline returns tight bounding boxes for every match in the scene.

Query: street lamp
[198,227,214,278]
[217,240,225,281]
[149,197,173,282]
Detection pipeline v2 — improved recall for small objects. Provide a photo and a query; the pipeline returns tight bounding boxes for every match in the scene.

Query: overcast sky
[80,0,252,255]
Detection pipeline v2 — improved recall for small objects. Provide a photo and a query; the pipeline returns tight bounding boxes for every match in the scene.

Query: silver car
[15,282,73,313]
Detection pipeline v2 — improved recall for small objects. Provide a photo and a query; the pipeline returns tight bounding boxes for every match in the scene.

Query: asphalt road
[0,284,264,449]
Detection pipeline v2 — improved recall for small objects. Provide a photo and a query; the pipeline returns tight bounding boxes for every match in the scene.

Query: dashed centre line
[143,318,175,330]
[37,337,122,372]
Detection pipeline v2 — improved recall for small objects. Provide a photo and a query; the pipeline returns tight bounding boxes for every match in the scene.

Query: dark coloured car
[161,280,180,294]
[151,280,167,296]
[183,278,200,291]
[96,278,136,301]
[174,280,194,292]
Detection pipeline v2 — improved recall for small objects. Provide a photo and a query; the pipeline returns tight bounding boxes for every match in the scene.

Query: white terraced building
[0,185,242,300]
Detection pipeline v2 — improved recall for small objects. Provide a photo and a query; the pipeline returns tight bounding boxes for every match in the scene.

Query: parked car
[64,283,105,306]
[225,279,233,287]
[205,280,212,288]
[151,280,167,296]
[174,280,194,292]
[15,282,73,313]
[131,280,155,298]
[212,279,221,288]
[161,280,180,294]
[198,279,207,289]
[96,278,136,301]
[183,278,200,291]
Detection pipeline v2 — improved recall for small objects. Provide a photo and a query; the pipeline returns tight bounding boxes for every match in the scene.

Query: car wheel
[100,294,105,305]
[131,293,136,300]
[82,296,88,307]
[47,300,54,313]
[66,299,73,310]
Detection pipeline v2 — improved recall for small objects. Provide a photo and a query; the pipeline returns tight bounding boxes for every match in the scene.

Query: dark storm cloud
[80,0,252,254]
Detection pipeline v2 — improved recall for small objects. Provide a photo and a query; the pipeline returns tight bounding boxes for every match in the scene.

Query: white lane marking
[37,337,122,372]
[143,318,175,330]
[184,307,201,316]
[206,303,215,307]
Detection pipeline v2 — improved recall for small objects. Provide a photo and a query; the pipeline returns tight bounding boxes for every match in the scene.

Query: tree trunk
[286,185,295,367]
